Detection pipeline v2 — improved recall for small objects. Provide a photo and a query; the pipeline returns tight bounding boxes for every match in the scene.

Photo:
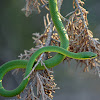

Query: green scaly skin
[0,0,97,97]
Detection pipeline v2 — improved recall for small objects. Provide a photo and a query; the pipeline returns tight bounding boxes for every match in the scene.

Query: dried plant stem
[75,0,88,29]
[45,21,53,46]
[24,17,54,80]
[36,72,52,100]
[65,7,78,17]
[57,0,63,11]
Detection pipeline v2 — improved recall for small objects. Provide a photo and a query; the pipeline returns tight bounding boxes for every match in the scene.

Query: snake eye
[90,56,94,58]
[90,54,97,58]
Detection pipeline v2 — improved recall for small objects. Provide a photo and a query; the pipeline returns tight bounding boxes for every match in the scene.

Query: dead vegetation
[13,0,100,100]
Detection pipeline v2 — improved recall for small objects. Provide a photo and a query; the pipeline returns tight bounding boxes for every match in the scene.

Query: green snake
[0,0,97,97]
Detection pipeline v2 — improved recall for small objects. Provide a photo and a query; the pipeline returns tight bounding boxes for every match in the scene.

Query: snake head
[87,52,97,59]
[80,52,97,60]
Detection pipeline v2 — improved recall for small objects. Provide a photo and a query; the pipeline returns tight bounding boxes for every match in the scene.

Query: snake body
[0,0,97,97]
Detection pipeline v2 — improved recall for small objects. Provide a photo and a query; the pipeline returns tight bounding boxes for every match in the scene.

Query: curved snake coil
[0,0,97,97]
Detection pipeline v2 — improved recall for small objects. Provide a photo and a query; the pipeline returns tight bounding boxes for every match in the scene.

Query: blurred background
[0,0,100,100]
